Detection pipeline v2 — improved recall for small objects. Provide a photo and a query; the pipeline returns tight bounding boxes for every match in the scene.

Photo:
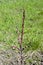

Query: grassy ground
[0,0,43,51]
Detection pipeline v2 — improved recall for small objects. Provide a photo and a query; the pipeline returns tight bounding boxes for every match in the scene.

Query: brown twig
[21,9,25,44]
[19,9,25,65]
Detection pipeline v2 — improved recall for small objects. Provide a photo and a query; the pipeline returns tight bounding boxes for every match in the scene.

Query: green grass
[0,0,43,51]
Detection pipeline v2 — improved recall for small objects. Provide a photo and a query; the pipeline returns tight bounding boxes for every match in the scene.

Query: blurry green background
[0,0,43,51]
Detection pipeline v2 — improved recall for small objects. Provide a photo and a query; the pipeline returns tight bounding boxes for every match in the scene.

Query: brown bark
[19,9,25,65]
[13,9,25,65]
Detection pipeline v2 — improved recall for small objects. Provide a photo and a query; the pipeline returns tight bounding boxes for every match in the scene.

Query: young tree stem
[20,9,25,65]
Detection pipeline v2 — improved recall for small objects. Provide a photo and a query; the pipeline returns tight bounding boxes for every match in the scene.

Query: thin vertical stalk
[21,9,25,44]
[19,9,25,65]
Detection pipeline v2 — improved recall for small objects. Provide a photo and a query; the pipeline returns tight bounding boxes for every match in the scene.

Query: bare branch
[21,9,25,44]
[16,27,21,44]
